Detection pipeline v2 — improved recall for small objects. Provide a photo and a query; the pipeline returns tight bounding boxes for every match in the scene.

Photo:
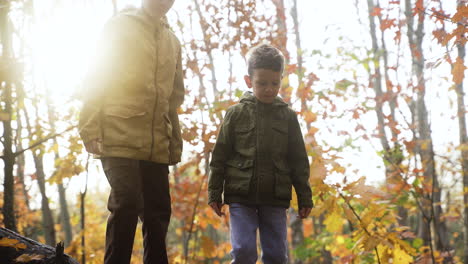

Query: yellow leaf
[0,237,27,250]
[452,57,466,84]
[324,210,342,233]
[291,188,298,210]
[393,245,413,264]
[15,254,45,262]
[363,236,379,251]
[336,235,345,245]
[0,111,10,121]
[303,111,317,123]
[310,157,327,183]
[200,236,216,258]
[377,244,391,263]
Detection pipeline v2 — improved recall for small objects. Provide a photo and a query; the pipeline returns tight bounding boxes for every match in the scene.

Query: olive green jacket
[208,92,313,208]
[78,7,184,164]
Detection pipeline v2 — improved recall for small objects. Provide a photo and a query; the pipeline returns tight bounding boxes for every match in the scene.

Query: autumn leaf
[0,237,27,250]
[309,156,327,183]
[324,210,343,233]
[452,57,466,85]
[15,254,45,262]
[303,111,317,123]
[371,7,382,17]
[380,18,396,31]
[0,111,10,121]
[452,5,468,23]
[432,29,447,45]
[200,236,216,258]
[393,244,413,264]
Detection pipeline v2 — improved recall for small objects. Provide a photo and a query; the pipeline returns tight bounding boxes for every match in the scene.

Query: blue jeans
[229,203,288,264]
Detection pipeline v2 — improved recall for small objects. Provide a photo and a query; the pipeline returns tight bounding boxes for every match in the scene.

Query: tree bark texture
[0,0,17,232]
[453,0,468,260]
[367,0,408,227]
[0,227,79,264]
[23,106,56,246]
[271,0,291,103]
[193,0,219,97]
[404,0,449,253]
[46,93,73,246]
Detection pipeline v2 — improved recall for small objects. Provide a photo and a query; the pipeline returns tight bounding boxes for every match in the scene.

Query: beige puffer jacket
[79,7,185,164]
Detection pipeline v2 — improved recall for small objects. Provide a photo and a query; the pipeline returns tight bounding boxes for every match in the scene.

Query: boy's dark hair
[247,44,285,76]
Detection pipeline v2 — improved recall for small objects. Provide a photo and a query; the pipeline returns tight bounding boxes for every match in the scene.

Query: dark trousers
[101,157,171,264]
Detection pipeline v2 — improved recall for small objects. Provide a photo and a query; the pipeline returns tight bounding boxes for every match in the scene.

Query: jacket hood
[239,92,288,107]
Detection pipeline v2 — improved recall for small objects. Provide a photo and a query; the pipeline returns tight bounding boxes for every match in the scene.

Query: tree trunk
[367,0,409,228]
[193,0,219,97]
[453,2,468,261]
[23,106,56,246]
[408,0,434,248]
[271,0,291,103]
[404,0,449,254]
[289,0,305,263]
[46,93,73,246]
[366,0,391,165]
[0,228,79,264]
[0,0,17,232]
[81,156,90,264]
[33,153,57,247]
[58,182,72,245]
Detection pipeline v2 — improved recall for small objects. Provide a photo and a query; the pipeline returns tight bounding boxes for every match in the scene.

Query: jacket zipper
[149,26,160,161]
[256,103,260,204]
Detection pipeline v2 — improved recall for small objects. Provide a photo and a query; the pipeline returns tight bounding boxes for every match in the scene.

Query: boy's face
[144,0,175,18]
[244,69,282,104]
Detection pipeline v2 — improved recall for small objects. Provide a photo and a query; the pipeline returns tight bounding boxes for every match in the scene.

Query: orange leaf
[452,5,468,23]
[432,29,447,45]
[380,18,396,31]
[0,237,27,250]
[303,111,317,123]
[371,7,382,17]
[452,57,466,84]
[15,254,45,262]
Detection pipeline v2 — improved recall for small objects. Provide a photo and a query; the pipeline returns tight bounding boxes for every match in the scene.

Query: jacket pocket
[102,105,147,149]
[274,159,292,200]
[224,159,254,195]
[234,122,255,154]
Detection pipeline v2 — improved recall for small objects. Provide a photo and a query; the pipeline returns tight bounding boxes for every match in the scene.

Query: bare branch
[4,125,77,159]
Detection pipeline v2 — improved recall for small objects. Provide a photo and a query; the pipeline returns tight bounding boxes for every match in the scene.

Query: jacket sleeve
[208,108,235,204]
[288,111,313,208]
[78,17,128,144]
[168,44,185,163]
[169,45,185,110]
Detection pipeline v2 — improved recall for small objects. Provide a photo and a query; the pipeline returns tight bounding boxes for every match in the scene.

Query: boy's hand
[298,207,312,219]
[209,202,225,217]
[84,139,103,155]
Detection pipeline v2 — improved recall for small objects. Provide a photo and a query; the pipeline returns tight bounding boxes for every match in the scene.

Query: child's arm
[208,108,235,215]
[288,112,313,214]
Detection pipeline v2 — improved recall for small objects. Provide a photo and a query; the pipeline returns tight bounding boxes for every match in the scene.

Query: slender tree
[22,101,56,246]
[452,1,468,261]
[404,0,449,255]
[0,0,17,232]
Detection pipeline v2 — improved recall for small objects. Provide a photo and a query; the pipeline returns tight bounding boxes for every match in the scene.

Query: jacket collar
[240,91,288,107]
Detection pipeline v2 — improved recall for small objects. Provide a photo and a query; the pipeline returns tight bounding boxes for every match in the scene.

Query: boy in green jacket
[208,44,313,264]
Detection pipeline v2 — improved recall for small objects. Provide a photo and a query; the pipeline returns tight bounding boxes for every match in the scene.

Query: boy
[208,44,313,264]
